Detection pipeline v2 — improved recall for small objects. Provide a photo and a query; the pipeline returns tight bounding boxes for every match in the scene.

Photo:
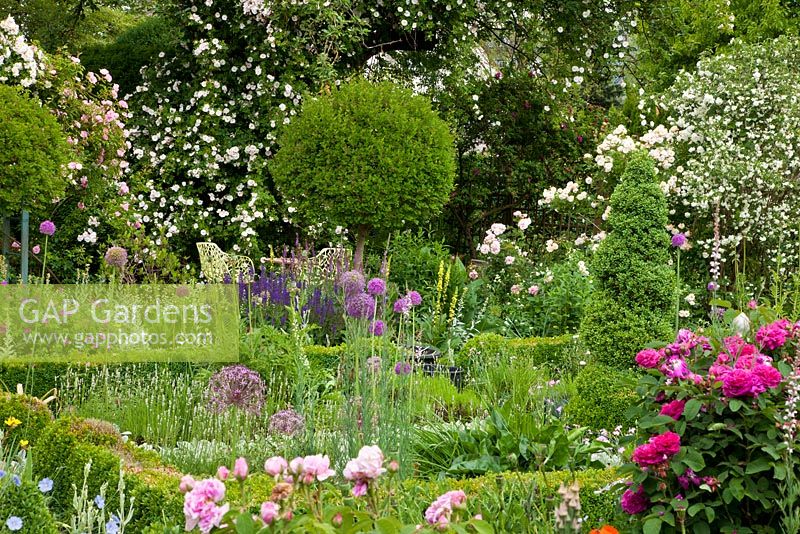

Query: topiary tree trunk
[579,152,675,371]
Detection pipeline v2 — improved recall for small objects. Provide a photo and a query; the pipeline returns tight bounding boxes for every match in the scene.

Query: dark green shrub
[271,78,456,267]
[79,15,179,97]
[0,479,58,533]
[457,333,575,374]
[0,392,53,445]
[33,417,122,513]
[0,363,71,399]
[125,468,184,532]
[368,230,467,307]
[303,344,344,372]
[579,153,674,370]
[0,85,70,213]
[564,363,638,431]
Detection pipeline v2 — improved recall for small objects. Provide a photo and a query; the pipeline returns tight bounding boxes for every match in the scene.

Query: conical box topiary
[579,151,675,371]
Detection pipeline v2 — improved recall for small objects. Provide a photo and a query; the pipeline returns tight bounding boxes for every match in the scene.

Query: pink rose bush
[181,448,492,533]
[183,479,229,533]
[424,490,467,530]
[621,314,798,532]
[343,445,387,497]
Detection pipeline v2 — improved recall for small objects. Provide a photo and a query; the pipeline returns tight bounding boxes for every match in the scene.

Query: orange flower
[590,526,619,534]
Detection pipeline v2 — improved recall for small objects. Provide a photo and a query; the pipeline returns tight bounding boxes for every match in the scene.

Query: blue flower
[0,470,6,478]
[38,477,53,493]
[105,516,120,534]
[11,475,20,487]
[5,516,22,531]
[94,494,104,509]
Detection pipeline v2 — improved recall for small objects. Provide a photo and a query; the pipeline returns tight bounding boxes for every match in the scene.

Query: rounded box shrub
[0,391,53,445]
[33,417,122,513]
[271,78,456,267]
[0,479,58,533]
[565,363,638,431]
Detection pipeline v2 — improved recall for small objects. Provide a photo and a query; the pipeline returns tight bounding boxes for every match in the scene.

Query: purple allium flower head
[393,296,412,315]
[206,364,266,415]
[366,278,386,296]
[104,246,128,268]
[268,408,305,436]
[671,233,687,248]
[394,362,412,375]
[407,291,422,306]
[707,281,719,291]
[345,293,376,319]
[369,320,385,336]
[39,220,56,236]
[340,270,365,296]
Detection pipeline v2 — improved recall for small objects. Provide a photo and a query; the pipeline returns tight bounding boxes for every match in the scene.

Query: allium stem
[41,235,48,283]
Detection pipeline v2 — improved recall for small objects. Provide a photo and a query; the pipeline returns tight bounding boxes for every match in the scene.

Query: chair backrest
[228,254,255,283]
[196,242,230,283]
[314,247,350,273]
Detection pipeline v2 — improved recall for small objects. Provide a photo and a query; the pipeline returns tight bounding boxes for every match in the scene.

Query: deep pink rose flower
[660,399,686,420]
[621,485,651,515]
[756,320,791,351]
[651,431,681,456]
[636,348,662,369]
[753,364,782,389]
[708,364,732,380]
[631,443,663,466]
[722,369,764,398]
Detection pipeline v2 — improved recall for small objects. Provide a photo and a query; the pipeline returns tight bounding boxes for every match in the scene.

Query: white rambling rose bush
[0,16,44,87]
[547,37,800,278]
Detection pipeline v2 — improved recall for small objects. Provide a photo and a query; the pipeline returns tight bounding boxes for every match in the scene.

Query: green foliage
[272,78,456,260]
[411,375,484,421]
[0,363,73,398]
[565,364,638,431]
[33,417,122,513]
[0,479,58,533]
[635,0,800,90]
[0,392,53,445]
[0,84,70,214]
[412,407,605,479]
[439,73,607,252]
[396,468,622,531]
[125,468,184,532]
[579,153,674,370]
[368,230,464,305]
[79,15,179,97]
[457,333,576,374]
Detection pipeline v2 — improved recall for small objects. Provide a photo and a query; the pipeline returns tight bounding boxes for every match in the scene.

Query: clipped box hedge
[143,467,623,531]
[456,333,576,373]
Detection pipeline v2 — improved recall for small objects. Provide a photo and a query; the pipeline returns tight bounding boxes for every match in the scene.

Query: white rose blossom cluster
[0,16,44,87]
[561,37,800,276]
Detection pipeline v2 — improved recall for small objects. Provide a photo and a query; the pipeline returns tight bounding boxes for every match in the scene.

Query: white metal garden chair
[312,247,350,272]
[196,242,255,283]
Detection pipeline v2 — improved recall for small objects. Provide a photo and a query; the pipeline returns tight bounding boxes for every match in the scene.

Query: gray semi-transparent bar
[0,284,239,363]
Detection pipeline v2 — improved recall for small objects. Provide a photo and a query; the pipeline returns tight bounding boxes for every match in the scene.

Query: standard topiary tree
[579,151,675,371]
[0,85,70,214]
[271,78,456,269]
